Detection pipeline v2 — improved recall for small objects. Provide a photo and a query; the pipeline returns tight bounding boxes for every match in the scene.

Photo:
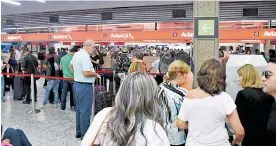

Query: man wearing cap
[71,40,100,139]
[22,48,38,104]
[60,46,78,110]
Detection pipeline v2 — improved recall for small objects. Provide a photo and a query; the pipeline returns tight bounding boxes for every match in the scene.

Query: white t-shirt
[81,107,170,146]
[178,92,236,146]
[15,50,21,61]
[151,59,160,73]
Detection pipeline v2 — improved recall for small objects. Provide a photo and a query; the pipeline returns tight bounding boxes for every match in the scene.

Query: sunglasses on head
[262,71,269,79]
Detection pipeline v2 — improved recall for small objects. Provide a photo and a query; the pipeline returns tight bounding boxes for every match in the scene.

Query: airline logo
[181,32,193,37]
[110,33,134,39]
[6,35,22,41]
[53,34,72,40]
[264,31,276,37]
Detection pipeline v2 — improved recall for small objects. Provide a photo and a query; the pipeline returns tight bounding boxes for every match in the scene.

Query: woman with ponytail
[157,60,191,146]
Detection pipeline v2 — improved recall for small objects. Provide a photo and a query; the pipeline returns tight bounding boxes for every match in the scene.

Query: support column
[193,1,219,77]
[265,40,272,56]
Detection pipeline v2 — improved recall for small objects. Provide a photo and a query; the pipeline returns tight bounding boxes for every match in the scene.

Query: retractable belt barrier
[2,69,164,115]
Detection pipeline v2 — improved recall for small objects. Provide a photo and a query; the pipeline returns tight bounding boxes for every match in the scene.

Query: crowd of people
[220,46,276,64]
[1,41,276,146]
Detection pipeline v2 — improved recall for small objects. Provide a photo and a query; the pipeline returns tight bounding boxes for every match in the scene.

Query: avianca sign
[53,34,72,40]
[181,32,193,37]
[110,33,134,39]
[6,35,22,41]
[264,31,276,37]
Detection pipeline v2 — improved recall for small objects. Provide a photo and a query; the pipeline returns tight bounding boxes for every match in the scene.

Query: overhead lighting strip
[1,0,21,6]
[36,0,46,3]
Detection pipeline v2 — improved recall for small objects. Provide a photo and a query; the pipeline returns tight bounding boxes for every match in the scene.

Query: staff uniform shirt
[71,49,95,83]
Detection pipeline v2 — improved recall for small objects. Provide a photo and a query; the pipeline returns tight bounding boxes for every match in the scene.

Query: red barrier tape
[1,73,31,77]
[1,72,164,81]
[36,67,114,74]
[34,75,74,81]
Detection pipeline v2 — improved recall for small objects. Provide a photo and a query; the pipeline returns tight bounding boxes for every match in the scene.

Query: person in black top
[21,48,38,104]
[58,48,67,59]
[268,49,276,59]
[90,50,100,70]
[96,49,104,70]
[235,64,274,146]
[262,57,276,146]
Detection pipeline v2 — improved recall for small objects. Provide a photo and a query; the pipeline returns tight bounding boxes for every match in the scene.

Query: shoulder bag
[90,115,108,146]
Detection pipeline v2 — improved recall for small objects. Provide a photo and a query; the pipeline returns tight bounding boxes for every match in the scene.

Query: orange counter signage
[1,29,276,42]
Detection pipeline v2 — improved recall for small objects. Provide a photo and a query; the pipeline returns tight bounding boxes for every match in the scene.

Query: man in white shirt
[14,47,21,61]
[148,53,164,73]
[71,40,100,140]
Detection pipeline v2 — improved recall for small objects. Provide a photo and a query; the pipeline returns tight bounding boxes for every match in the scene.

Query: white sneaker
[40,105,47,109]
[51,104,58,108]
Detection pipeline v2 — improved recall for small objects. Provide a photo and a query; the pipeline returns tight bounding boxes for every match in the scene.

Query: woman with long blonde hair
[128,62,147,73]
[235,64,274,146]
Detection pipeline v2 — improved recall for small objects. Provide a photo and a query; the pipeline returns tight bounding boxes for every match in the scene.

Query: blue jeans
[1,76,4,101]
[43,80,60,105]
[73,82,93,136]
[2,128,32,146]
[61,80,74,108]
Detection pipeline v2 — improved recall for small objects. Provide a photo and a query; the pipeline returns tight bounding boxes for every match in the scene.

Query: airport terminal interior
[1,1,276,146]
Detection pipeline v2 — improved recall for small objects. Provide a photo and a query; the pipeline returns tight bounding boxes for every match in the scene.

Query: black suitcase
[94,77,115,115]
[13,76,25,100]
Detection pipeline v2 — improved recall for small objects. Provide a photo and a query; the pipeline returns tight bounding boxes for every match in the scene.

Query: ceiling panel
[1,1,190,15]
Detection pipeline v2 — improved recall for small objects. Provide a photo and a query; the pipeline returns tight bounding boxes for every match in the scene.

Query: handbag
[90,115,108,146]
[27,56,40,80]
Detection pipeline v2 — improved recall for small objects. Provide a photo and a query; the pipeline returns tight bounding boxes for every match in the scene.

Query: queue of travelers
[1,41,276,146]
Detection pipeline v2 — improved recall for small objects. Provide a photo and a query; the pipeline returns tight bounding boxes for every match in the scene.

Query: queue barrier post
[113,70,116,94]
[28,74,40,114]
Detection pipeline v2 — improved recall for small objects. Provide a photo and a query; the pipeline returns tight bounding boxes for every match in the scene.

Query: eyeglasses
[262,71,269,79]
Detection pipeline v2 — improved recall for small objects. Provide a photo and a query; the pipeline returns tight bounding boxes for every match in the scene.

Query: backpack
[159,50,194,73]
[38,51,45,60]
[46,55,59,80]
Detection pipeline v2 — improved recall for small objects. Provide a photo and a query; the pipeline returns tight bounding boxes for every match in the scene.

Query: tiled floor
[1,79,82,146]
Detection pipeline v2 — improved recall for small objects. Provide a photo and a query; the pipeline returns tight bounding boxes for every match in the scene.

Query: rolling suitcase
[94,76,115,115]
[13,76,25,101]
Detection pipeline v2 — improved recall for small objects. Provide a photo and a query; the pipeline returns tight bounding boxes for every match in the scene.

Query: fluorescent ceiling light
[1,0,21,6]
[36,0,46,2]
